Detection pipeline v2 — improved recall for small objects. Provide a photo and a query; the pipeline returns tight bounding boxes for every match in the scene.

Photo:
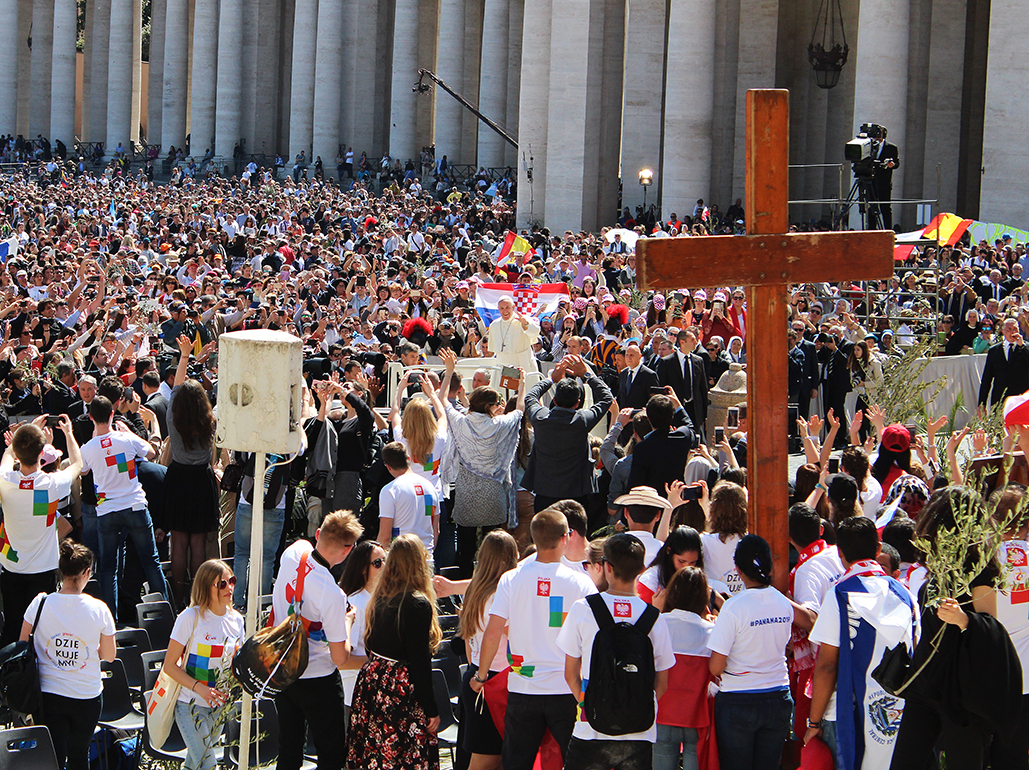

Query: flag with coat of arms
[474,283,569,326]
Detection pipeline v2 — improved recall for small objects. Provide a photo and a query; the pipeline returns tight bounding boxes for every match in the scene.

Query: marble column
[923,0,967,215]
[731,0,780,199]
[190,0,219,156]
[620,0,667,216]
[106,0,135,153]
[90,0,111,148]
[147,0,167,145]
[981,0,1029,224]
[340,0,360,152]
[543,0,601,231]
[30,0,55,137]
[390,0,420,162]
[515,0,551,228]
[504,0,523,169]
[131,0,142,143]
[851,0,910,218]
[215,0,243,157]
[289,0,318,161]
[459,0,482,164]
[312,0,344,166]
[434,0,465,165]
[49,0,76,146]
[594,0,624,225]
[661,0,716,220]
[16,0,32,136]
[0,0,19,133]
[161,0,189,152]
[477,0,509,168]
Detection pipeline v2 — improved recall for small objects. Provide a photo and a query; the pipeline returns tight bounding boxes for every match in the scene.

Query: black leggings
[889,699,990,770]
[40,693,102,770]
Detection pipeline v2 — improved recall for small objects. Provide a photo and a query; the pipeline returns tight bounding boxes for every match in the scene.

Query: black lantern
[808,0,849,89]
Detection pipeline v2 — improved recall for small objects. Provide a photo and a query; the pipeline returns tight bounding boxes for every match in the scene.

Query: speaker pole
[238,449,266,770]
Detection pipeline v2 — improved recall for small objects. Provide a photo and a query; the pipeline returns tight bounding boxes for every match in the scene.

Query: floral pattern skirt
[346,654,439,770]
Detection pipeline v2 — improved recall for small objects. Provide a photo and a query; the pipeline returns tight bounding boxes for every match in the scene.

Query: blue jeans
[233,501,285,607]
[174,701,222,770]
[81,503,98,555]
[714,689,794,770]
[97,507,167,622]
[654,724,700,770]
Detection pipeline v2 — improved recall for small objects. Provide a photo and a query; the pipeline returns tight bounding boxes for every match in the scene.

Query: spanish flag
[922,213,972,247]
[495,231,534,267]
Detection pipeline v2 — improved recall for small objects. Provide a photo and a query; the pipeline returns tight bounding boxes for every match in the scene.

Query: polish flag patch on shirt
[18,479,32,490]
[537,578,551,597]
[613,601,632,618]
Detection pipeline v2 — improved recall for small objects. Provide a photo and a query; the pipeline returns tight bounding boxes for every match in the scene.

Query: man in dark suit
[523,354,613,512]
[979,318,1029,408]
[871,128,899,230]
[791,321,820,420]
[820,332,853,447]
[616,342,659,409]
[141,370,169,437]
[977,269,1009,305]
[656,328,709,441]
[627,392,696,495]
[42,360,80,416]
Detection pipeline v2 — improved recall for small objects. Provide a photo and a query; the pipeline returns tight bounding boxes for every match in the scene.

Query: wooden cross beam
[636,89,895,590]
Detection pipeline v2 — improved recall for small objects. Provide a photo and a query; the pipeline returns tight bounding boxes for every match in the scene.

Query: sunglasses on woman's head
[216,576,237,590]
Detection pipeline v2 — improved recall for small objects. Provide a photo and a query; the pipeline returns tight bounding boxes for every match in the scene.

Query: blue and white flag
[0,236,18,262]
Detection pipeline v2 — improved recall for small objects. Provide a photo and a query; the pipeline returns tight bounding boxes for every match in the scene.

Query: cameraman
[870,126,900,230]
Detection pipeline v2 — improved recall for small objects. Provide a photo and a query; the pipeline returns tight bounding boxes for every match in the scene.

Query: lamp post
[638,167,654,209]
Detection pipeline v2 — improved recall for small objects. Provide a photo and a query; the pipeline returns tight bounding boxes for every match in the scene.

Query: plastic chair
[141,691,188,764]
[141,650,167,694]
[115,628,151,693]
[136,601,175,651]
[439,614,459,638]
[140,592,164,604]
[259,594,273,617]
[431,669,460,764]
[0,725,59,770]
[98,660,146,733]
[222,700,280,769]
[432,639,463,706]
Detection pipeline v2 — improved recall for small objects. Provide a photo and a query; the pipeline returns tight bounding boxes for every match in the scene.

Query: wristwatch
[473,673,488,684]
[806,718,821,729]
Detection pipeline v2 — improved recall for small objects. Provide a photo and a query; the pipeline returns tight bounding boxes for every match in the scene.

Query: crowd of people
[0,163,1028,770]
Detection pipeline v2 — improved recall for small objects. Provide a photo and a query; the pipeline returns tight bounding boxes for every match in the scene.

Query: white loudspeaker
[216,330,303,453]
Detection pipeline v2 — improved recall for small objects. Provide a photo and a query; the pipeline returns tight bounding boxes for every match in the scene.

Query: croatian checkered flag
[474,283,570,325]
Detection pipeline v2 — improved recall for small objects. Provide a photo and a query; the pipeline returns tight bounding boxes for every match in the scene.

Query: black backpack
[582,594,659,735]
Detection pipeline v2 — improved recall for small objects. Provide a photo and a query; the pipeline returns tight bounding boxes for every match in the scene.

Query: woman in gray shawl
[438,348,526,576]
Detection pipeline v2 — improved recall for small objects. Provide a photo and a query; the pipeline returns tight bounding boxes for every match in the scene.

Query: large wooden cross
[636,89,894,590]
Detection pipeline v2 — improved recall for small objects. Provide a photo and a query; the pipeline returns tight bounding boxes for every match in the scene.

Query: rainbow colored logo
[32,491,58,526]
[421,454,440,476]
[0,522,17,563]
[508,651,535,678]
[186,643,224,686]
[105,453,137,479]
[548,595,566,628]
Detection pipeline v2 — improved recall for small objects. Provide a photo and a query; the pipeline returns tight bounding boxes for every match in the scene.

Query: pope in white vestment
[486,296,540,372]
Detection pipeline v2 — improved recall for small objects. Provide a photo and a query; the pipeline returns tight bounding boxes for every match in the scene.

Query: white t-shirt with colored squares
[488,558,596,695]
[557,592,675,742]
[169,606,245,704]
[0,467,76,574]
[379,471,437,552]
[80,430,152,515]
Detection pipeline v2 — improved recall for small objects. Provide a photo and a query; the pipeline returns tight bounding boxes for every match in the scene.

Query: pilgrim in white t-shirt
[487,558,596,694]
[79,428,153,515]
[27,591,116,700]
[377,461,438,552]
[271,540,349,679]
[0,466,77,574]
[557,591,675,741]
[707,586,793,692]
[170,605,245,704]
[701,532,745,595]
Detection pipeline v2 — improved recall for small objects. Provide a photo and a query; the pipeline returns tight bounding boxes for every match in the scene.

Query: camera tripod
[834,171,884,231]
